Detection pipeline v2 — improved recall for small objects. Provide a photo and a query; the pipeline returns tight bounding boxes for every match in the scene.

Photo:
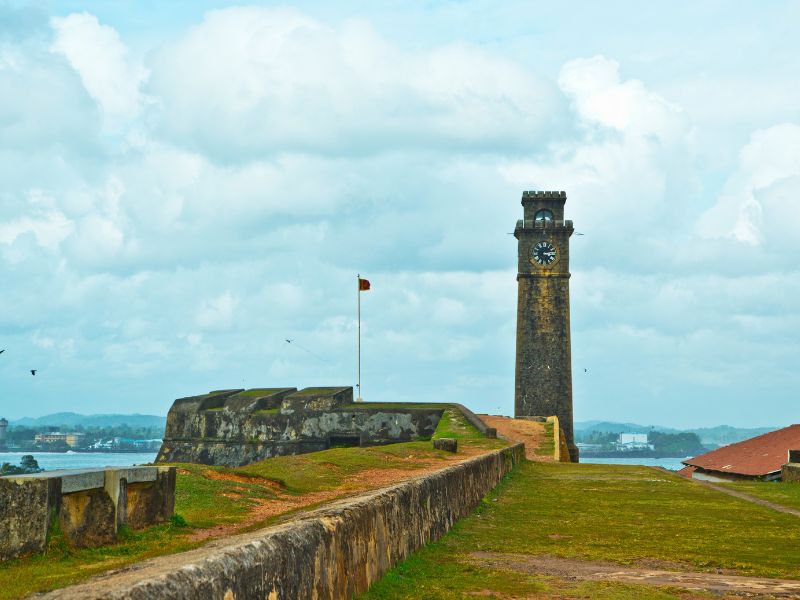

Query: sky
[1,1,799,427]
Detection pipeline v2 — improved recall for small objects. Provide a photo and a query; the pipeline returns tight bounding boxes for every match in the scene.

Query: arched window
[534,209,554,223]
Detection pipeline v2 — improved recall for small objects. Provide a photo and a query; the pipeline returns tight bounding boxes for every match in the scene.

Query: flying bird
[0,349,4,354]
[575,232,585,236]
[30,369,37,376]
[584,368,588,373]
[284,339,329,363]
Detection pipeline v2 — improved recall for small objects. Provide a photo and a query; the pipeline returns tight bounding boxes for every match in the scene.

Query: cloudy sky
[1,1,798,427]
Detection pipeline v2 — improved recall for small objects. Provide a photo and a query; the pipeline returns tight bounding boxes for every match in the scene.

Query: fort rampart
[156,386,447,467]
[42,442,524,599]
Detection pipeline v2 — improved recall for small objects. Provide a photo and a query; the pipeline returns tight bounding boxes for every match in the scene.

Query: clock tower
[514,190,578,462]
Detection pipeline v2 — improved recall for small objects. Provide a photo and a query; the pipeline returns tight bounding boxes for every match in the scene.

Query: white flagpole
[357,274,362,402]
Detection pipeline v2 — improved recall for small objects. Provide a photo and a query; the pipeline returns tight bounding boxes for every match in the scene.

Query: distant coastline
[0,447,159,454]
[580,451,696,460]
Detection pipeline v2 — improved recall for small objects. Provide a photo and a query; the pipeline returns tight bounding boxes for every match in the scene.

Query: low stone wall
[43,443,524,599]
[452,403,497,438]
[546,415,573,463]
[0,466,175,561]
[782,462,800,482]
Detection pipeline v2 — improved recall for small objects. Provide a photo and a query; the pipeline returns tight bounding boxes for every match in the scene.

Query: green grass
[536,420,555,457]
[0,407,503,598]
[361,461,800,599]
[291,387,345,396]
[343,402,450,411]
[724,478,800,511]
[232,388,287,397]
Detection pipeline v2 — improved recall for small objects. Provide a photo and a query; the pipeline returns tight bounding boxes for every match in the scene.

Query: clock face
[531,240,557,266]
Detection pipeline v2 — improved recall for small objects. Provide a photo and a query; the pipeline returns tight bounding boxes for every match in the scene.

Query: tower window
[534,209,554,222]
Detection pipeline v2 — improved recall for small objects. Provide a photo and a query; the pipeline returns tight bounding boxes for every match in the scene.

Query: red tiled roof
[683,424,800,476]
[676,465,696,478]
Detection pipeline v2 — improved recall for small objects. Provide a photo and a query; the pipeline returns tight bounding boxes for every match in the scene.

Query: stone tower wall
[514,190,578,461]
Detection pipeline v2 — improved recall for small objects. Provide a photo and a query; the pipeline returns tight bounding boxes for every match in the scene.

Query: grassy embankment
[362,461,800,599]
[0,407,502,599]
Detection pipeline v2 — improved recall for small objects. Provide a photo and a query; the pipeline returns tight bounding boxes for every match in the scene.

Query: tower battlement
[521,190,566,199]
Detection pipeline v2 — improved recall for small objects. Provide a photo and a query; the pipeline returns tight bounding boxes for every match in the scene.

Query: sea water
[581,457,688,471]
[0,452,158,471]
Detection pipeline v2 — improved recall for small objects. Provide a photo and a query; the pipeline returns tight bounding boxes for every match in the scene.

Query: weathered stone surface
[433,438,458,453]
[60,488,117,548]
[41,443,524,599]
[126,469,176,530]
[514,190,579,462]
[0,466,176,560]
[782,463,800,482]
[156,386,445,467]
[0,477,60,560]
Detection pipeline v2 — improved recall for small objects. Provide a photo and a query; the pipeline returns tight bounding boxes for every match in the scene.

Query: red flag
[359,278,371,291]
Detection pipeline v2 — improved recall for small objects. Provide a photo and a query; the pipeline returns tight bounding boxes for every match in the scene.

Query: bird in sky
[0,349,4,354]
[30,369,37,376]
[284,339,329,363]
[584,368,588,373]
[575,232,585,236]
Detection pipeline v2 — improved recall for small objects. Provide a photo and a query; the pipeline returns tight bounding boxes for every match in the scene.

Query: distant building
[576,443,604,453]
[0,417,7,450]
[35,432,67,444]
[34,432,86,448]
[65,433,86,447]
[615,433,654,451]
[679,424,800,482]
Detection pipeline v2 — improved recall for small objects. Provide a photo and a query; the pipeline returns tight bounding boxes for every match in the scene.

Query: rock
[433,438,458,453]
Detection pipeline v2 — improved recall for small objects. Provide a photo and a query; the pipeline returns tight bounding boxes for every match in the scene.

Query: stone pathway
[471,552,800,598]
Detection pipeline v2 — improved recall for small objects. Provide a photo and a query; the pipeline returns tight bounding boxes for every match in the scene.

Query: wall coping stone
[5,466,159,494]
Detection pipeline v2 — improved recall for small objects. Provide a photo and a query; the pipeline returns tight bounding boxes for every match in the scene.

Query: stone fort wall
[156,386,445,467]
[41,442,524,599]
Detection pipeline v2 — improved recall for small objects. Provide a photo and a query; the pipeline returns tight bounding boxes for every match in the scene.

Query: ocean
[0,451,158,471]
[0,453,688,473]
[581,457,688,471]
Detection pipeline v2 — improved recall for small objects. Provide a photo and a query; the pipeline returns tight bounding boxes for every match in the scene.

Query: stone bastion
[155,386,447,467]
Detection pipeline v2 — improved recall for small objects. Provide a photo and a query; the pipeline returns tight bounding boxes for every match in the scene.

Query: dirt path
[694,479,800,518]
[187,444,503,542]
[479,415,551,461]
[471,552,800,598]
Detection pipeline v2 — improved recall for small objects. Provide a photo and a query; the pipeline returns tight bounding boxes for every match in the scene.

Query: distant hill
[10,412,166,429]
[575,421,779,448]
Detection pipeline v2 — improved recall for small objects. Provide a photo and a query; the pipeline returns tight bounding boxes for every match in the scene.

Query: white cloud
[0,209,74,250]
[147,7,561,158]
[196,292,239,330]
[500,54,697,269]
[698,123,800,245]
[558,55,690,142]
[50,12,149,125]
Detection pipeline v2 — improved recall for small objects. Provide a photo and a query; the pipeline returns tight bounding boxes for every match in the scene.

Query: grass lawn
[0,408,501,599]
[361,461,800,599]
[724,478,800,511]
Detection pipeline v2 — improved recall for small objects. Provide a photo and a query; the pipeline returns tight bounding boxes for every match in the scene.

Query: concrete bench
[0,465,175,561]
